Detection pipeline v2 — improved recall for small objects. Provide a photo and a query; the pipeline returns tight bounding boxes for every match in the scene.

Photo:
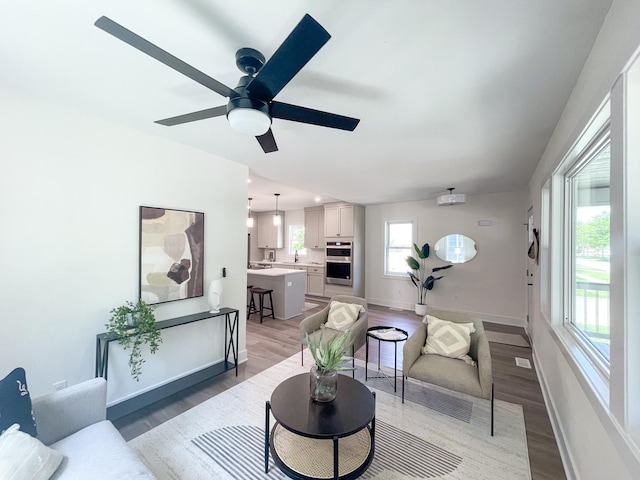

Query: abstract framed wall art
[139,206,204,304]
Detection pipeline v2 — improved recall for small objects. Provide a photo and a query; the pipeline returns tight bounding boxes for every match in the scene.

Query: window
[566,135,611,364]
[384,221,413,275]
[288,224,307,256]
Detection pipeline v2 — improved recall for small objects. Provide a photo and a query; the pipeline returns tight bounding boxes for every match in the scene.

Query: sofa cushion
[0,424,63,480]
[0,368,37,437]
[408,353,484,398]
[49,421,155,479]
[422,316,475,362]
[325,301,363,331]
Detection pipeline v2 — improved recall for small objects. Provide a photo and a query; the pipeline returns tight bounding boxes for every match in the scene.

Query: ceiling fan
[94,14,360,153]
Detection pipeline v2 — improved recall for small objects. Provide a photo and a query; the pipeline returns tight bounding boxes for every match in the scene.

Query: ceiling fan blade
[256,129,278,153]
[247,14,330,101]
[155,106,227,126]
[95,16,235,99]
[271,101,360,131]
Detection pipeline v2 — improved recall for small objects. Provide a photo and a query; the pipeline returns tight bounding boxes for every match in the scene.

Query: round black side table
[365,326,408,393]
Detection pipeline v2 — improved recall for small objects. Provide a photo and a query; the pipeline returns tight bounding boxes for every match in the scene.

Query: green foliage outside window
[289,224,307,255]
[576,211,610,257]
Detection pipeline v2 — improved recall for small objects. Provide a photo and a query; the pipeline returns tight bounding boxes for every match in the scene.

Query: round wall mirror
[434,234,477,263]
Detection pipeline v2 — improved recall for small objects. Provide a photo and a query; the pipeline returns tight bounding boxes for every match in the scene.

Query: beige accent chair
[402,309,494,435]
[299,295,369,374]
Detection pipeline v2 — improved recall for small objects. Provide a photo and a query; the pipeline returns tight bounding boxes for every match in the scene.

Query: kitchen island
[247,268,306,320]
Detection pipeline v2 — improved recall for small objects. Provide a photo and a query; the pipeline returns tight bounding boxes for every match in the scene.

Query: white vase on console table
[208,279,223,313]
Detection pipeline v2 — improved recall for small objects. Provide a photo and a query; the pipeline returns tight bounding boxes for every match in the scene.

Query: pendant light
[436,187,467,206]
[273,193,282,226]
[247,197,254,228]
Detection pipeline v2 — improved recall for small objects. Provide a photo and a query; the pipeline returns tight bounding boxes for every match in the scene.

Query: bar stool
[248,287,275,323]
[246,285,253,317]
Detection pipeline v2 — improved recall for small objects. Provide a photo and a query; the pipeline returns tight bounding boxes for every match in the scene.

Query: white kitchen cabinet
[324,204,354,237]
[304,208,324,248]
[256,213,284,249]
[307,266,325,296]
[293,266,309,294]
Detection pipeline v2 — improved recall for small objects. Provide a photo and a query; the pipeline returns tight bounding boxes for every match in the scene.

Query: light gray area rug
[129,355,531,479]
[485,331,530,348]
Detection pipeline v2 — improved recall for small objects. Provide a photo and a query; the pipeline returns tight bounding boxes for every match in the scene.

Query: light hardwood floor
[114,299,566,480]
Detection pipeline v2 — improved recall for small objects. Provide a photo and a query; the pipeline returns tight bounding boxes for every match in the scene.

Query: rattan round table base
[272,424,372,479]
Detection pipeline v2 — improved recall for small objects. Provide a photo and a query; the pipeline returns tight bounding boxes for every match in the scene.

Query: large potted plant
[105,299,162,381]
[406,242,453,315]
[306,329,352,402]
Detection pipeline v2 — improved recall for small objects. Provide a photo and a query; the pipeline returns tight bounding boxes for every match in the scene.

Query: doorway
[526,207,534,332]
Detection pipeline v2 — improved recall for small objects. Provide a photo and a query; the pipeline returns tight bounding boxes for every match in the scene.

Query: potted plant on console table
[105,299,162,381]
[406,242,453,316]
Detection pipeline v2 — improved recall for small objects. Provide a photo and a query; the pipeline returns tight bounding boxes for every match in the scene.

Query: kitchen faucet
[294,250,299,263]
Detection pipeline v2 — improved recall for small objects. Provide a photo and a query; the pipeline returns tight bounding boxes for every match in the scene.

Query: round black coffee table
[265,373,376,479]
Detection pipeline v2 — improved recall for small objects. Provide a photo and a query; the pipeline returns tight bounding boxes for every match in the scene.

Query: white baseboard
[532,350,578,480]
[366,299,526,328]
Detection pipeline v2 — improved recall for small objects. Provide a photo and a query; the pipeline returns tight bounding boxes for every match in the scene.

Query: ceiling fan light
[228,107,271,136]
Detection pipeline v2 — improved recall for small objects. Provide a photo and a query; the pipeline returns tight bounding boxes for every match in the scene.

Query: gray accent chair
[402,309,494,435]
[299,295,369,374]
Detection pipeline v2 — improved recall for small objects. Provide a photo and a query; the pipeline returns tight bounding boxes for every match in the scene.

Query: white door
[526,207,534,328]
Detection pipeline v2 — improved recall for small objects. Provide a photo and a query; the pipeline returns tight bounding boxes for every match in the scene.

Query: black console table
[95,308,239,419]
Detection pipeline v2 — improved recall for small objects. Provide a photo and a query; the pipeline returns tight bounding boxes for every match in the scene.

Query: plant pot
[415,303,428,316]
[310,365,338,402]
[126,312,137,327]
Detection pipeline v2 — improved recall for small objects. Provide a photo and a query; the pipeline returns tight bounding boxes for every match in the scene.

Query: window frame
[384,220,414,277]
[563,127,611,372]
[288,224,307,257]
[540,99,614,388]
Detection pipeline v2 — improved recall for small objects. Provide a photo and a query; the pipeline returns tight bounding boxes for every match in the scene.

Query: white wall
[527,0,640,477]
[365,191,526,326]
[0,89,249,405]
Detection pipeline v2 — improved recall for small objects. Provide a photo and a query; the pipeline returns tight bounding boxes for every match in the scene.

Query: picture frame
[139,206,205,304]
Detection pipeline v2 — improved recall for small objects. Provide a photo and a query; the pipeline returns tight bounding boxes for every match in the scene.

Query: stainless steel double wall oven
[325,241,352,286]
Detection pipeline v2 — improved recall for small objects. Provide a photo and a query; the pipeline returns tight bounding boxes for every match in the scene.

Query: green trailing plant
[105,299,162,381]
[406,242,453,305]
[306,328,353,373]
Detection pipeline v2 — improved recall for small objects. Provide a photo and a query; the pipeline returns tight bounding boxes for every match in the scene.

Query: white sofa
[31,377,155,479]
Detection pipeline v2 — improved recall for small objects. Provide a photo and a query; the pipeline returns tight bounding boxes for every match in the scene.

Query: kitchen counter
[247,269,306,319]
[249,261,324,268]
[247,267,307,276]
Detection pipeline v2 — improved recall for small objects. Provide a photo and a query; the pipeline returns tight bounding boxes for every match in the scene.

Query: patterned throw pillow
[422,316,476,360]
[0,368,38,437]
[325,301,364,331]
[0,424,63,480]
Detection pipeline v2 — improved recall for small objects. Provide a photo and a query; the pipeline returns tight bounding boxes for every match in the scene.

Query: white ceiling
[1,1,612,212]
